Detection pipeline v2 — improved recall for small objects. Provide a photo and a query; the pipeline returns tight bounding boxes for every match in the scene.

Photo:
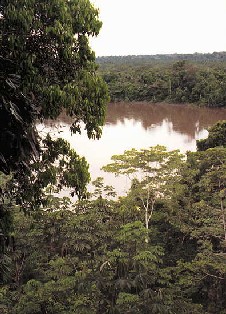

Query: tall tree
[0,0,109,201]
[0,0,109,273]
[103,145,183,243]
[170,147,226,312]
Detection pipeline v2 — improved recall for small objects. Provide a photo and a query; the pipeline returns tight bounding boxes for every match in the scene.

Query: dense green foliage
[0,0,109,193]
[0,56,39,175]
[1,133,226,313]
[0,0,108,174]
[99,59,226,107]
[197,120,226,151]
[0,0,109,290]
[0,0,109,199]
[1,1,226,312]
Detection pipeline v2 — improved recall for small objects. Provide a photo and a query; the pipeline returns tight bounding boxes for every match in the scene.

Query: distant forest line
[97,52,226,107]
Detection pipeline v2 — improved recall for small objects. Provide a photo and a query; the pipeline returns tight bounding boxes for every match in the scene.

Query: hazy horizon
[95,51,226,58]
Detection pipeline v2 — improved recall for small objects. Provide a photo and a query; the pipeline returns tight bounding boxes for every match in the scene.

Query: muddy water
[40,102,226,195]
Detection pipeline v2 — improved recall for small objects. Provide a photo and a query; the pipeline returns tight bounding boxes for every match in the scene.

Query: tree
[0,0,109,174]
[178,148,226,244]
[103,145,183,243]
[0,0,109,205]
[0,56,39,175]
[2,197,204,314]
[197,121,226,151]
[0,0,109,274]
[171,147,226,312]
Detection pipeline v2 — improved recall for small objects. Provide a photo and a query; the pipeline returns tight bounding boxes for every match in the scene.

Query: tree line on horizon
[97,52,226,65]
[99,59,226,107]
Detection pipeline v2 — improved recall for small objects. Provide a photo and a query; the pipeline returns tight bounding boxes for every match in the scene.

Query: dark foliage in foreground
[1,126,226,313]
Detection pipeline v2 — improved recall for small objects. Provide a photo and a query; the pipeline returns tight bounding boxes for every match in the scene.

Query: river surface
[39,102,226,195]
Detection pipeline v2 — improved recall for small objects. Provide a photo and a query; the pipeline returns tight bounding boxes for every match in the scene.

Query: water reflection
[40,102,226,195]
[106,102,226,138]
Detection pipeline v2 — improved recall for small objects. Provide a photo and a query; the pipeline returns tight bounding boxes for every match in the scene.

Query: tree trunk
[220,198,226,241]
[145,206,149,243]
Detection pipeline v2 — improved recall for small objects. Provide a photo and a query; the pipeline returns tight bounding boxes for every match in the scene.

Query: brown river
[39,102,226,195]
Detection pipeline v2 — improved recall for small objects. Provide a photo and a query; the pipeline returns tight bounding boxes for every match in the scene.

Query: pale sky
[90,0,226,56]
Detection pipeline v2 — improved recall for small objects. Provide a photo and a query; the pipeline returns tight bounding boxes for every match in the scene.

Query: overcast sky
[90,0,226,56]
